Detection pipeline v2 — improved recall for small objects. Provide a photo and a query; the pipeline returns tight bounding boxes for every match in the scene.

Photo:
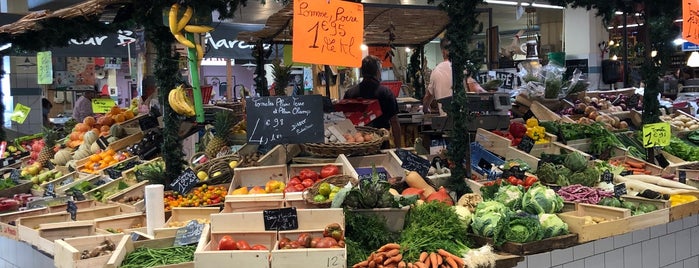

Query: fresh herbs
[400,202,470,262]
[665,137,699,161]
[342,164,417,209]
[345,211,397,266]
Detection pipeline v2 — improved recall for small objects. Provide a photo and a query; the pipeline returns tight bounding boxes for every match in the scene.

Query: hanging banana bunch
[168,3,214,62]
[168,84,196,117]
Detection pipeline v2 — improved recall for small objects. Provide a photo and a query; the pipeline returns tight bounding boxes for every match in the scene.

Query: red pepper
[509,122,528,139]
[524,176,538,186]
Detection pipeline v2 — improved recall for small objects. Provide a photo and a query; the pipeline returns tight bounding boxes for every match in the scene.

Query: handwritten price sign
[683,0,699,45]
[292,0,363,67]
[642,122,671,148]
[91,98,116,114]
[37,51,53,85]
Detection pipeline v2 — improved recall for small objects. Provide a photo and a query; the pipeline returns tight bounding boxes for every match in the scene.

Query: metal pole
[622,8,629,87]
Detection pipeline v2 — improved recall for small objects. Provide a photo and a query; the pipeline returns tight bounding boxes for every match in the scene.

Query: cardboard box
[334,99,383,126]
[54,233,125,268]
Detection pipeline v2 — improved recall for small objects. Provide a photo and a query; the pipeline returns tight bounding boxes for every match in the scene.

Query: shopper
[72,89,96,122]
[42,98,53,128]
[423,38,453,115]
[343,55,402,147]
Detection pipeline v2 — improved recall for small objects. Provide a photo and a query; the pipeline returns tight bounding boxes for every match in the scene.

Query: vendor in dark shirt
[343,55,402,147]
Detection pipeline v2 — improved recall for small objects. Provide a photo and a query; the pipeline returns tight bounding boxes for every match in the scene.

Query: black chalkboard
[9,169,21,184]
[394,149,430,178]
[44,183,56,198]
[174,220,205,246]
[517,136,535,153]
[131,232,142,241]
[97,136,110,150]
[263,207,298,231]
[655,153,669,168]
[679,171,687,184]
[66,200,78,221]
[246,95,324,146]
[614,183,627,197]
[139,115,160,131]
[169,168,199,194]
[522,110,536,121]
[601,170,613,184]
[620,170,632,176]
[565,59,589,78]
[356,167,389,182]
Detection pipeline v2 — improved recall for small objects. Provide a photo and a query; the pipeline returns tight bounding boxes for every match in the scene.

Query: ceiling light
[484,0,520,6]
[674,38,686,46]
[531,3,565,9]
[360,44,368,51]
[405,47,411,53]
[687,51,699,67]
[241,62,257,70]
[612,55,618,61]
[608,40,615,46]
[607,23,643,29]
[0,43,11,52]
[651,50,657,58]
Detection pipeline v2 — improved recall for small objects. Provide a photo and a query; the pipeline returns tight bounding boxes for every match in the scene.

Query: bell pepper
[526,118,539,128]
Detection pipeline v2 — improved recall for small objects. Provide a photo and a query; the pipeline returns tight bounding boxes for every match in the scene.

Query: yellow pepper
[669,194,698,207]
[526,118,539,128]
[526,126,547,141]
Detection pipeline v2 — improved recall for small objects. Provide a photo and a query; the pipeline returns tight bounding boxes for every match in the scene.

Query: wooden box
[107,181,148,213]
[48,199,98,213]
[0,180,33,198]
[475,128,557,157]
[350,206,410,232]
[107,130,144,152]
[37,221,97,255]
[54,233,125,268]
[505,142,592,172]
[467,233,578,255]
[609,155,665,176]
[106,233,202,268]
[222,194,285,213]
[121,157,163,185]
[77,156,139,176]
[339,153,404,181]
[558,203,630,243]
[660,110,699,133]
[273,209,346,268]
[668,191,699,222]
[84,177,131,202]
[286,161,349,209]
[154,207,220,238]
[618,196,671,232]
[238,143,302,166]
[57,175,111,196]
[225,165,289,211]
[94,213,147,234]
[44,172,96,195]
[194,212,276,268]
[0,207,48,240]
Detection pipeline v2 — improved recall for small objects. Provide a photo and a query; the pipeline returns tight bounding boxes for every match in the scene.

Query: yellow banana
[195,43,204,61]
[168,3,180,35]
[172,88,189,116]
[176,6,193,32]
[168,88,182,114]
[173,33,195,48]
[184,25,214,33]
[178,87,195,116]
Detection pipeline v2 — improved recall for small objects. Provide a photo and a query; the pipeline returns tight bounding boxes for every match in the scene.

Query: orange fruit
[89,155,101,162]
[69,131,80,141]
[100,125,110,133]
[91,128,100,135]
[83,116,96,127]
[124,110,135,120]
[114,114,125,123]
[75,123,89,132]
[102,117,114,126]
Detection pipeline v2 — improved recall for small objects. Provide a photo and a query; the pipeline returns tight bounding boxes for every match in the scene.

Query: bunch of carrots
[609,158,653,175]
[352,243,465,268]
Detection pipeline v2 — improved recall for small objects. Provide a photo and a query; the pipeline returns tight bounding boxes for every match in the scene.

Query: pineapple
[205,112,234,158]
[38,128,61,166]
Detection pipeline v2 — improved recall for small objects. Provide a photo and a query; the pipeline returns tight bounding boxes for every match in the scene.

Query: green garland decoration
[429,0,486,196]
[407,46,425,99]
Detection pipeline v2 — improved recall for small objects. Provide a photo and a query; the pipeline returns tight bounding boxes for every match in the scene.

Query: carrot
[626,160,646,169]
[385,249,400,258]
[436,254,443,265]
[430,252,438,268]
[437,249,465,267]
[407,263,413,268]
[424,255,431,267]
[354,260,369,268]
[379,243,401,252]
[369,260,376,268]
[444,257,458,268]
[375,253,385,264]
[384,254,402,265]
[419,252,428,263]
[398,261,407,268]
[414,262,427,268]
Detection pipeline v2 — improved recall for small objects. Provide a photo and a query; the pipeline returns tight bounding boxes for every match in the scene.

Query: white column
[564,7,609,90]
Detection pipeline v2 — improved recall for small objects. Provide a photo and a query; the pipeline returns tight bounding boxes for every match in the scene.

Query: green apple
[31,176,39,185]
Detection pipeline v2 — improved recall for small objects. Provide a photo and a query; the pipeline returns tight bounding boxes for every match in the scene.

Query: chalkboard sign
[614,183,627,197]
[620,170,632,176]
[655,153,670,168]
[522,110,536,121]
[169,168,199,195]
[131,232,142,241]
[44,183,56,198]
[679,171,687,184]
[97,136,110,150]
[139,115,160,131]
[246,95,324,146]
[9,169,21,184]
[71,189,85,201]
[517,136,535,153]
[565,59,589,78]
[394,149,430,178]
[174,220,205,246]
[601,170,613,183]
[66,200,78,221]
[355,167,389,182]
[263,207,298,231]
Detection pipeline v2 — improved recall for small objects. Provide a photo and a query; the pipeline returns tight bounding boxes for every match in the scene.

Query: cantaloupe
[90,142,101,154]
[83,131,98,144]
[53,149,72,166]
[109,124,127,139]
[73,149,91,160]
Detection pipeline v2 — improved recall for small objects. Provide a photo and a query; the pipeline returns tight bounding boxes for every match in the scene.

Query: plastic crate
[381,81,402,97]
[470,142,504,180]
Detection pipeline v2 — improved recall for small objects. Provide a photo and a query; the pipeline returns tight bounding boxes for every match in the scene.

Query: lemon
[229,160,238,169]
[197,171,208,181]
[212,171,222,178]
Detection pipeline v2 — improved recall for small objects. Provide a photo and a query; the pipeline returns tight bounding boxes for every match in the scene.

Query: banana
[195,43,204,61]
[184,25,214,33]
[176,6,193,32]
[168,88,183,114]
[178,87,195,116]
[168,3,180,35]
[173,33,195,48]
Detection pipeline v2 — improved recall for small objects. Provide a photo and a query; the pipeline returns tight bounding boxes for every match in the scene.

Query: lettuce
[564,151,588,172]
[471,201,510,237]
[496,213,543,245]
[521,184,564,214]
[539,213,569,238]
[494,185,525,210]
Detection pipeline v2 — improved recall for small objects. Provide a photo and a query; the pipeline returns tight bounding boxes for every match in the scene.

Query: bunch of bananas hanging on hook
[168,2,213,61]
[168,84,196,117]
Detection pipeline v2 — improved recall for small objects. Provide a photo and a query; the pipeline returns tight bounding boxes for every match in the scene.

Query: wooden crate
[195,212,276,268]
[107,131,144,152]
[154,207,220,238]
[107,181,148,213]
[43,172,96,195]
[286,161,349,209]
[474,128,557,157]
[94,213,147,234]
[54,233,125,268]
[84,177,129,202]
[558,203,630,243]
[272,209,346,268]
[121,157,163,185]
[565,138,628,158]
[339,153,404,181]
[238,143,302,166]
[350,206,410,232]
[77,156,139,176]
[668,191,699,222]
[609,155,665,176]
[660,110,699,133]
[106,232,202,268]
[38,221,97,254]
[467,233,578,255]
[226,164,289,205]
[0,180,33,198]
[56,174,110,196]
[48,199,98,213]
[586,201,670,233]
[222,194,285,213]
[0,207,48,240]
[505,142,592,172]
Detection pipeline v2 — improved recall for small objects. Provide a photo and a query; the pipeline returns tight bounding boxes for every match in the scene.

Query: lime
[313,194,328,202]
[329,192,336,200]
[318,182,331,196]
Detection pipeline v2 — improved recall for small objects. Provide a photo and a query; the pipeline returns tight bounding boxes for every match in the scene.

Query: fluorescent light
[688,51,699,67]
[484,0,520,6]
[651,50,657,58]
[607,23,643,29]
[674,38,686,46]
[612,55,618,61]
[201,58,231,66]
[405,47,411,53]
[531,3,565,9]
[0,43,11,52]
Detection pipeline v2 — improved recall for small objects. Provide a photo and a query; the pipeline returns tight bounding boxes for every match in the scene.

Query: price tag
[355,167,389,182]
[37,51,53,85]
[642,122,671,148]
[44,183,56,198]
[522,110,536,121]
[9,169,21,184]
[263,207,298,231]
[131,232,142,241]
[619,170,632,176]
[71,189,86,201]
[679,171,687,184]
[394,148,430,178]
[292,0,364,67]
[173,220,205,246]
[169,168,199,195]
[517,136,535,153]
[10,103,31,124]
[655,153,670,169]
[614,183,627,197]
[66,200,78,221]
[601,170,613,183]
[91,98,117,114]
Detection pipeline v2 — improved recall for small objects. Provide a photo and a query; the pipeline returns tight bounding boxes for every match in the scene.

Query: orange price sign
[292,0,364,67]
[683,0,699,44]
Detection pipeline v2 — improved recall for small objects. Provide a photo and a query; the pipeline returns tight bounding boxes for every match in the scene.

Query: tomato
[320,164,340,179]
[297,233,312,248]
[310,237,321,248]
[236,240,251,250]
[251,244,268,250]
[289,176,302,186]
[524,176,538,186]
[483,181,494,187]
[299,169,319,182]
[315,237,339,248]
[218,235,237,250]
[294,184,306,191]
[301,179,314,188]
[507,176,522,186]
[323,223,343,241]
[278,237,291,249]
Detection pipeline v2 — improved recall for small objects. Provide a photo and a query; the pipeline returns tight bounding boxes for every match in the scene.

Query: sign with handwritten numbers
[169,168,199,195]
[37,51,53,85]
[174,220,205,246]
[263,207,298,231]
[10,103,31,124]
[642,122,671,148]
[684,0,699,45]
[245,95,324,146]
[91,98,117,113]
[394,148,430,179]
[292,0,364,67]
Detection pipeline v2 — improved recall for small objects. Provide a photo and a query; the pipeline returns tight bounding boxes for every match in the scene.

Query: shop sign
[682,41,699,51]
[683,0,699,45]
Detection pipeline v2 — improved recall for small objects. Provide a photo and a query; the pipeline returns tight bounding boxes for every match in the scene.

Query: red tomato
[218,235,237,250]
[524,176,538,186]
[301,179,314,188]
[294,184,306,191]
[278,237,291,249]
[297,233,312,248]
[251,244,268,250]
[289,176,302,186]
[320,164,340,179]
[299,169,319,182]
[236,240,251,250]
[315,237,339,248]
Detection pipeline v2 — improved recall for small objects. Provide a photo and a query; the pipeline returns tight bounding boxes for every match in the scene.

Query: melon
[83,131,98,144]
[66,160,77,172]
[53,149,72,166]
[90,142,101,154]
[78,142,90,152]
[73,149,91,160]
[110,124,127,139]
[107,136,118,143]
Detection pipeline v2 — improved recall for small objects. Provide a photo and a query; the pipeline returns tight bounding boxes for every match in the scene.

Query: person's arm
[423,72,438,112]
[467,77,487,93]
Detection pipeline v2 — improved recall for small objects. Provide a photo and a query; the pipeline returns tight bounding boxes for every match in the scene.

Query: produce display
[80,239,116,260]
[217,235,268,250]
[277,223,345,249]
[556,184,613,204]
[659,113,699,132]
[79,149,131,174]
[164,184,227,210]
[596,197,658,216]
[230,179,285,195]
[166,218,209,228]
[116,196,143,205]
[65,108,135,149]
[120,245,195,267]
[535,151,599,187]
[286,165,340,193]
[125,129,163,160]
[323,129,377,143]
[561,94,637,130]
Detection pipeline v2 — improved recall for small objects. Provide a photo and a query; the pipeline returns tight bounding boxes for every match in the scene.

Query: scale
[431,92,512,132]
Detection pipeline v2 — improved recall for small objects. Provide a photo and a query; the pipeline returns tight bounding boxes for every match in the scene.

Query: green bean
[120,245,196,267]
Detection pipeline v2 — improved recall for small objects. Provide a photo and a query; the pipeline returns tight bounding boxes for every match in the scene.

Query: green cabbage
[471,201,510,237]
[494,185,525,209]
[598,197,622,208]
[535,163,558,184]
[521,184,564,214]
[569,168,601,187]
[564,151,588,172]
[496,214,543,245]
[538,213,569,238]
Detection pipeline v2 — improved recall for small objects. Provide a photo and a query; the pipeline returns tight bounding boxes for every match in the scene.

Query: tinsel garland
[430,0,486,196]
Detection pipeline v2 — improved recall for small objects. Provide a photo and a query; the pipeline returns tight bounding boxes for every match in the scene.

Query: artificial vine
[407,46,425,99]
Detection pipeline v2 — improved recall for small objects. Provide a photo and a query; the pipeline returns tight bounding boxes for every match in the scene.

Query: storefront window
[2,55,11,128]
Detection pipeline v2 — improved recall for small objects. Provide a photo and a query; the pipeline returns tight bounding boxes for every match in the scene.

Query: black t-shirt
[343,77,399,129]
